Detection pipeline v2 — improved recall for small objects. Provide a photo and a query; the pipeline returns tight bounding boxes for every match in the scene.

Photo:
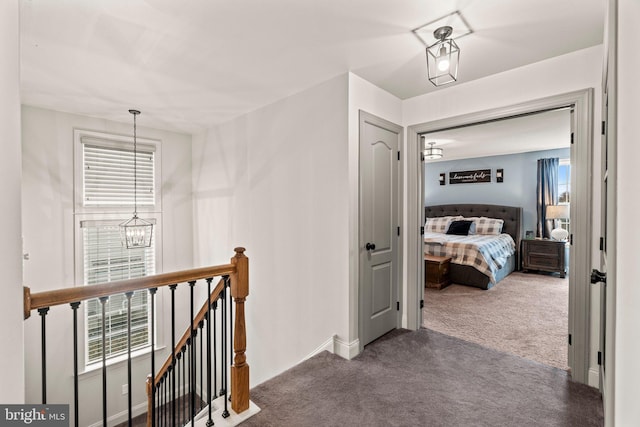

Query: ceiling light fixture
[424,141,443,160]
[426,26,460,87]
[120,109,153,249]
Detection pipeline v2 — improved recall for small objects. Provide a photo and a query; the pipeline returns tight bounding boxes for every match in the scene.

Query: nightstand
[521,239,566,278]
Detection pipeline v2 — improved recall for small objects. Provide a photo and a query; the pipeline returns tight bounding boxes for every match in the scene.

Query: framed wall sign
[449,169,491,184]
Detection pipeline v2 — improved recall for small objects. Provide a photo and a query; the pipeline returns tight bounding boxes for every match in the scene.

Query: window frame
[80,217,157,366]
[74,129,162,214]
[73,128,164,370]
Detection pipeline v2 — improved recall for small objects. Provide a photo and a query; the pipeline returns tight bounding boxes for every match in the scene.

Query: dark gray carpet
[241,328,603,427]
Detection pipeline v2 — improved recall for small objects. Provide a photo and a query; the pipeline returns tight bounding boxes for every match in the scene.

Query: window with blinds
[82,221,155,364]
[82,141,155,207]
[76,131,160,365]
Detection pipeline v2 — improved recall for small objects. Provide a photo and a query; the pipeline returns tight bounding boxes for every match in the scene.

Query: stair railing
[23,247,250,427]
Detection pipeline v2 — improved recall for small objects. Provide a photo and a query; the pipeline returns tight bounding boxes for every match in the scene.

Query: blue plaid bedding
[424,232,516,284]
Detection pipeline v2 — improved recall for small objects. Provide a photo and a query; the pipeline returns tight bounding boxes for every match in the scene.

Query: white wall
[615,0,640,424]
[347,73,403,341]
[192,74,351,386]
[402,45,603,386]
[0,0,25,404]
[21,106,193,426]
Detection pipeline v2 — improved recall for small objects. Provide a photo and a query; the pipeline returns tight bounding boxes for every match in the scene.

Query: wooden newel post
[145,374,153,427]
[230,247,250,413]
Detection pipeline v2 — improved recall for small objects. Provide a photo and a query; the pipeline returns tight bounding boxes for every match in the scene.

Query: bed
[424,204,523,290]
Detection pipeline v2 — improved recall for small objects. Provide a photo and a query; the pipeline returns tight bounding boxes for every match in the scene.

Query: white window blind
[82,221,155,364]
[83,140,155,207]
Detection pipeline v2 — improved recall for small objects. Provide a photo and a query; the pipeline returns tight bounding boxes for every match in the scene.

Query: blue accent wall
[424,148,570,234]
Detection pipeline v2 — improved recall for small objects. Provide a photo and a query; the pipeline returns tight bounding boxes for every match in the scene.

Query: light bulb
[437,58,450,72]
[436,44,449,72]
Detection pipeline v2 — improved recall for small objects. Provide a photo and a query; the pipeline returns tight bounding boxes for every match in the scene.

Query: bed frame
[424,204,523,289]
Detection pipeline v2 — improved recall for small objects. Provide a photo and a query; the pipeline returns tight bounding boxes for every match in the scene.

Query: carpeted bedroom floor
[241,328,602,427]
[423,271,568,370]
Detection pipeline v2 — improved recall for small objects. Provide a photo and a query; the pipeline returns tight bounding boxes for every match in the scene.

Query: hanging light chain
[129,109,141,216]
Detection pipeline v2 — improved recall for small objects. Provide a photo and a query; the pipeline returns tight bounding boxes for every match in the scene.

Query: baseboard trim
[334,336,360,360]
[302,335,361,362]
[302,334,337,361]
[588,367,600,388]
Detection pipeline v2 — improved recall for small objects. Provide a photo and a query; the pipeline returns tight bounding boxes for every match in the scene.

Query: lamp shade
[546,204,570,241]
[546,204,570,219]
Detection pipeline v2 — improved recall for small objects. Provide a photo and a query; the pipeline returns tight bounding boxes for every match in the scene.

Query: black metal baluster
[218,293,224,397]
[169,284,177,427]
[149,287,157,427]
[99,296,109,427]
[158,379,163,427]
[167,365,175,426]
[163,374,167,427]
[38,307,49,404]
[189,280,196,425]
[199,320,204,411]
[70,302,80,427]
[182,344,187,426]
[228,277,233,394]
[125,291,133,427]
[206,278,214,427]
[176,352,181,425]
[213,299,218,400]
[221,277,229,418]
[156,383,161,427]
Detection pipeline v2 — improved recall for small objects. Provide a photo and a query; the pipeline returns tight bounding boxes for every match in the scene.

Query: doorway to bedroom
[406,90,595,385]
[420,108,571,371]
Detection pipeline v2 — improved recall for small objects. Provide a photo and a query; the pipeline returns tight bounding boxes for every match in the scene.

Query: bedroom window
[558,159,570,231]
[74,129,162,367]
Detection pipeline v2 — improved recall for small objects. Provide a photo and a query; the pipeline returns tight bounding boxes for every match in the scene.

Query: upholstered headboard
[424,204,523,262]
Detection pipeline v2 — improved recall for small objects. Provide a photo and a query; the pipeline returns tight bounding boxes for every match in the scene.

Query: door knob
[590,269,606,284]
[365,242,376,251]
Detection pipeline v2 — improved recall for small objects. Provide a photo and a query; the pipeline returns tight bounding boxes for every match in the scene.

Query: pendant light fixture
[426,25,460,87]
[120,109,153,249]
[423,141,443,160]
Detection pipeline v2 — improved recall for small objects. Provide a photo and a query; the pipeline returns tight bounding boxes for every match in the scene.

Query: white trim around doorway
[404,89,594,385]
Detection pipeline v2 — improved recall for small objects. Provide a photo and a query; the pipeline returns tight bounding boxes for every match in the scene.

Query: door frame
[405,89,594,384]
[358,110,403,352]
[601,0,617,423]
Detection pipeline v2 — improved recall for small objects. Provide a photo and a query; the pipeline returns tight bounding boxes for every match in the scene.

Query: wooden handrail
[23,260,239,319]
[153,278,226,386]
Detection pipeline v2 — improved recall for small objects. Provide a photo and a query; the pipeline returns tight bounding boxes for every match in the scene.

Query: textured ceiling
[19,0,605,134]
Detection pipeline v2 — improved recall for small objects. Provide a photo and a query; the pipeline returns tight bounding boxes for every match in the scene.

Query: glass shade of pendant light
[120,109,153,249]
[424,141,443,160]
[426,26,460,87]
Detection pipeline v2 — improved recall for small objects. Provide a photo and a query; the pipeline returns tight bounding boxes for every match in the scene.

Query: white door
[594,3,617,401]
[359,111,402,346]
[593,86,612,394]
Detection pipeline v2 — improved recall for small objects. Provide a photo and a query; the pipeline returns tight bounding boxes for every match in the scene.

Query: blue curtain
[536,158,559,238]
